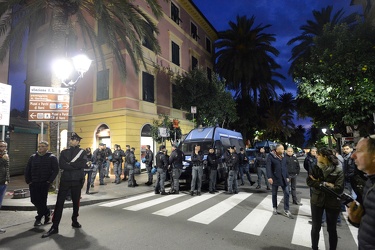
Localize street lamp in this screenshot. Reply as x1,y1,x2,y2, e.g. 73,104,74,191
52,54,92,145
321,128,333,148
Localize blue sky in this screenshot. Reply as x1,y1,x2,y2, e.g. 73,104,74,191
9,0,363,125
192,0,362,127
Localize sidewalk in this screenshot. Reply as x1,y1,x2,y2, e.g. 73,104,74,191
1,172,154,211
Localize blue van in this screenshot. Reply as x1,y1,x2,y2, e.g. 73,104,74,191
179,126,245,185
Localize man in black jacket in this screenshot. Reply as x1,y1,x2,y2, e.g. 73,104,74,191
285,147,302,205
207,147,218,194
155,145,168,195
144,145,154,186
25,141,59,226
169,144,184,194
42,132,87,238
304,147,317,174
112,144,125,184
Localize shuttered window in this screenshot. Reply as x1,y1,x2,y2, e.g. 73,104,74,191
97,69,109,101
172,41,180,66
142,71,154,103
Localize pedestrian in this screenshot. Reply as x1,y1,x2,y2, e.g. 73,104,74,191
285,147,302,205
154,145,168,195
122,145,131,181
190,144,204,196
112,144,125,184
169,144,184,194
226,146,239,194
255,147,270,190
84,147,94,194
42,132,87,238
348,135,375,249
238,147,255,186
144,145,154,186
207,147,218,194
103,143,112,178
25,141,59,226
307,147,344,250
0,140,10,234
126,147,138,187
266,144,293,218
304,147,317,175
91,143,107,186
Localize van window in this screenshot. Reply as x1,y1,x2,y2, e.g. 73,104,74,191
181,141,212,155
220,136,231,148
214,140,223,155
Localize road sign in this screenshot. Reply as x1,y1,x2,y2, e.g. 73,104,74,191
28,86,70,121
0,82,11,126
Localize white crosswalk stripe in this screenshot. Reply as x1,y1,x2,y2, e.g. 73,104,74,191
98,191,359,249
123,193,186,211
153,191,222,217
188,192,252,224
342,211,358,246
233,195,282,235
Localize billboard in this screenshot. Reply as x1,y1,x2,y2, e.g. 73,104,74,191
0,82,11,126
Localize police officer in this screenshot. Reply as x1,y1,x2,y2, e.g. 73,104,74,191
126,147,138,187
144,145,154,186
122,145,131,181
207,147,218,194
92,143,107,185
169,144,184,194
42,132,87,238
226,146,239,194
112,145,125,184
190,144,204,196
155,145,168,195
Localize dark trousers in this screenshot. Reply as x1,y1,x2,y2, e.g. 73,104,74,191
29,182,50,220
310,204,340,250
289,175,298,202
84,171,92,193
52,180,83,228
272,184,289,211
146,164,153,183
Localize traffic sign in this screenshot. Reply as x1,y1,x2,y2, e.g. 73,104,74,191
0,82,11,126
28,86,70,121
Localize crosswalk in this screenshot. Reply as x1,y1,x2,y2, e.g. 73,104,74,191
98,191,358,249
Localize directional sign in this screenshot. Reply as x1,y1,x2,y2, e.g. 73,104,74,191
28,86,70,121
0,82,11,126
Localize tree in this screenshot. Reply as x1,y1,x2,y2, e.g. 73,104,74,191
296,21,375,132
173,67,238,127
150,114,182,145
287,5,358,75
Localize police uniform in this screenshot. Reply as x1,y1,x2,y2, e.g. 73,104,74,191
169,145,184,194
42,132,87,238
226,146,239,194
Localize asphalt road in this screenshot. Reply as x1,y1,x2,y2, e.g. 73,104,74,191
0,159,359,250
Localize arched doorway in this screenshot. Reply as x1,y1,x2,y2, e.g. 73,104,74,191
140,124,153,169
96,124,111,147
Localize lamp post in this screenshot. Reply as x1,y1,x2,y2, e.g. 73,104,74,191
52,54,92,146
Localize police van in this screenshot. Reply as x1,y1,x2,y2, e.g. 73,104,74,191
179,126,245,186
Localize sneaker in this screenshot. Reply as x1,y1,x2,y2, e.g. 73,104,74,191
273,208,278,215
197,192,201,196
44,215,51,224
283,210,294,219
322,222,326,227
0,228,5,234
190,191,194,196
34,219,42,227
250,181,256,186
267,187,271,190
293,201,303,206
256,186,261,189
337,222,342,227
90,184,94,188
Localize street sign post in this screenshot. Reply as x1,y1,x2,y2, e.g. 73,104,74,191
28,86,70,121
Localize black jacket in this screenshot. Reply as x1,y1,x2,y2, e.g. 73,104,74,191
285,154,300,176
226,152,239,171
304,152,317,174
155,151,168,170
238,153,248,166
266,151,289,187
169,148,184,168
92,148,107,164
145,149,154,166
25,152,59,184
112,149,125,163
358,174,375,249
59,146,87,182
207,153,218,170
191,151,204,166
256,152,268,167
125,151,135,166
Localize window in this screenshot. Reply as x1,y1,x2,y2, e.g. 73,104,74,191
142,72,154,103
171,2,182,25
207,67,212,82
172,41,180,66
191,22,199,40
142,22,153,50
97,69,109,101
206,37,212,53
192,56,198,70
36,46,48,72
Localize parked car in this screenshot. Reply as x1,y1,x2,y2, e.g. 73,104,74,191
245,148,257,173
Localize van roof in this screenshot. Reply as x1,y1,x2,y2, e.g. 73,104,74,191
184,126,242,141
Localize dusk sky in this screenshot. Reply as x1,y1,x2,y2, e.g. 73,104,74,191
9,0,363,127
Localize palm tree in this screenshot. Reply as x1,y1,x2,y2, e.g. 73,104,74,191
263,104,294,142
287,5,358,75
215,15,284,105
0,0,165,153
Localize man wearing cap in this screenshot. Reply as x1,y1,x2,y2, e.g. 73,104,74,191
155,145,168,195
42,132,87,238
207,147,218,194
169,144,184,194
144,145,154,186
190,144,204,196
91,143,108,185
125,147,138,187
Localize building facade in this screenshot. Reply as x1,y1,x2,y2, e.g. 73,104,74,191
24,0,217,162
